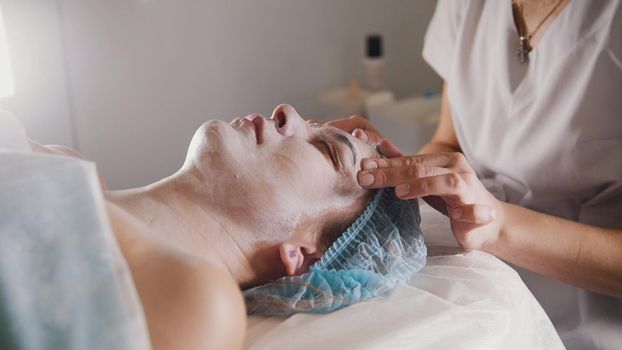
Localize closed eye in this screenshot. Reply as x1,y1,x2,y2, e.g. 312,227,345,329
316,140,339,170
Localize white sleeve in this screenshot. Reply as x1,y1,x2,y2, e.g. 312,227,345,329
608,1,622,70
422,0,468,80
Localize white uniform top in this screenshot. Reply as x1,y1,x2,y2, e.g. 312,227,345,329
423,1,622,349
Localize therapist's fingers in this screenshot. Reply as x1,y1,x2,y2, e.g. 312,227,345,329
376,139,402,158
361,152,461,171
357,166,451,188
392,173,471,200
448,204,495,225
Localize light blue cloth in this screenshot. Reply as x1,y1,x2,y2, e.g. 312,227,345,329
244,188,426,315
0,111,150,350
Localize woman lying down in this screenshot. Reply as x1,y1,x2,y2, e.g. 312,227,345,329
1,104,426,350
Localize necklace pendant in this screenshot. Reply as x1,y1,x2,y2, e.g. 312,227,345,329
516,35,531,64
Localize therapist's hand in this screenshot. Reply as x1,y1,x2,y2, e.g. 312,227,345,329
324,115,386,146
357,151,505,251
322,115,403,158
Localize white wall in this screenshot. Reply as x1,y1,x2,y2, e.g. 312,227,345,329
0,0,440,189
0,0,75,147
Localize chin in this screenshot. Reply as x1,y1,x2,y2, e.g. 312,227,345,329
181,120,234,170
201,119,244,149
200,120,232,141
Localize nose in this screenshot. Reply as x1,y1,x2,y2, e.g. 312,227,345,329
270,104,309,137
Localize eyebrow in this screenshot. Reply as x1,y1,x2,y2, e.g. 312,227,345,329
330,131,357,168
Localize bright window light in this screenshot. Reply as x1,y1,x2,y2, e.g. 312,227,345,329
0,3,15,98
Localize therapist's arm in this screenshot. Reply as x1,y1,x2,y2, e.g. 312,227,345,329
489,204,622,297
422,83,622,296
357,80,622,297
358,149,622,297
418,82,462,154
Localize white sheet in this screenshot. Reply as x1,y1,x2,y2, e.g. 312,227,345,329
244,203,564,350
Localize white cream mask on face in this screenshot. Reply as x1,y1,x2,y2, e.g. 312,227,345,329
182,112,370,246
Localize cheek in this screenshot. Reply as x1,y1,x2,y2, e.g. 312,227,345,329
264,146,328,186
256,144,362,219
261,151,331,207
266,153,300,182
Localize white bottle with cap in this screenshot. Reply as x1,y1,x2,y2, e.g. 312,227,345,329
363,34,386,92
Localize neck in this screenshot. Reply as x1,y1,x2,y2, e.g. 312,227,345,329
513,0,569,32
105,170,284,288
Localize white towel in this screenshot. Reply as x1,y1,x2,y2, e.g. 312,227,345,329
0,112,151,350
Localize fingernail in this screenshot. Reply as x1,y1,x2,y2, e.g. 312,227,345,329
288,250,297,258
362,160,377,170
451,208,463,219
395,183,410,197
359,172,375,186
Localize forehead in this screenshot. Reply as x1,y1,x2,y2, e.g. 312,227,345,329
323,126,377,163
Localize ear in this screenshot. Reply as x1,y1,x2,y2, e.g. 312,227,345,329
278,243,305,276
278,243,323,276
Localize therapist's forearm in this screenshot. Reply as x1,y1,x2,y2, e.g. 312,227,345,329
417,82,462,155
485,202,622,297
418,140,461,154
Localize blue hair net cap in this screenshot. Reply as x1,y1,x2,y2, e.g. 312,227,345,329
243,188,427,316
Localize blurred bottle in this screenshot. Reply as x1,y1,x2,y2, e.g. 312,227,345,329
363,34,386,92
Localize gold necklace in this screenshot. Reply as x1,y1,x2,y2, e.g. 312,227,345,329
511,0,564,64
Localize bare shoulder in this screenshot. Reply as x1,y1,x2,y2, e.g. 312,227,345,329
106,201,246,349
187,261,247,350
136,250,246,350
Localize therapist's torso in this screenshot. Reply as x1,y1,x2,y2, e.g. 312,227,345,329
423,1,622,349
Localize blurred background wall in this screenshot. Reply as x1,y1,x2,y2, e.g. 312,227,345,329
0,0,440,189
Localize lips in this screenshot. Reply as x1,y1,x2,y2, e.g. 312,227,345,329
232,114,265,144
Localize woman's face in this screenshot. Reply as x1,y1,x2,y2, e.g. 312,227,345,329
183,104,376,247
